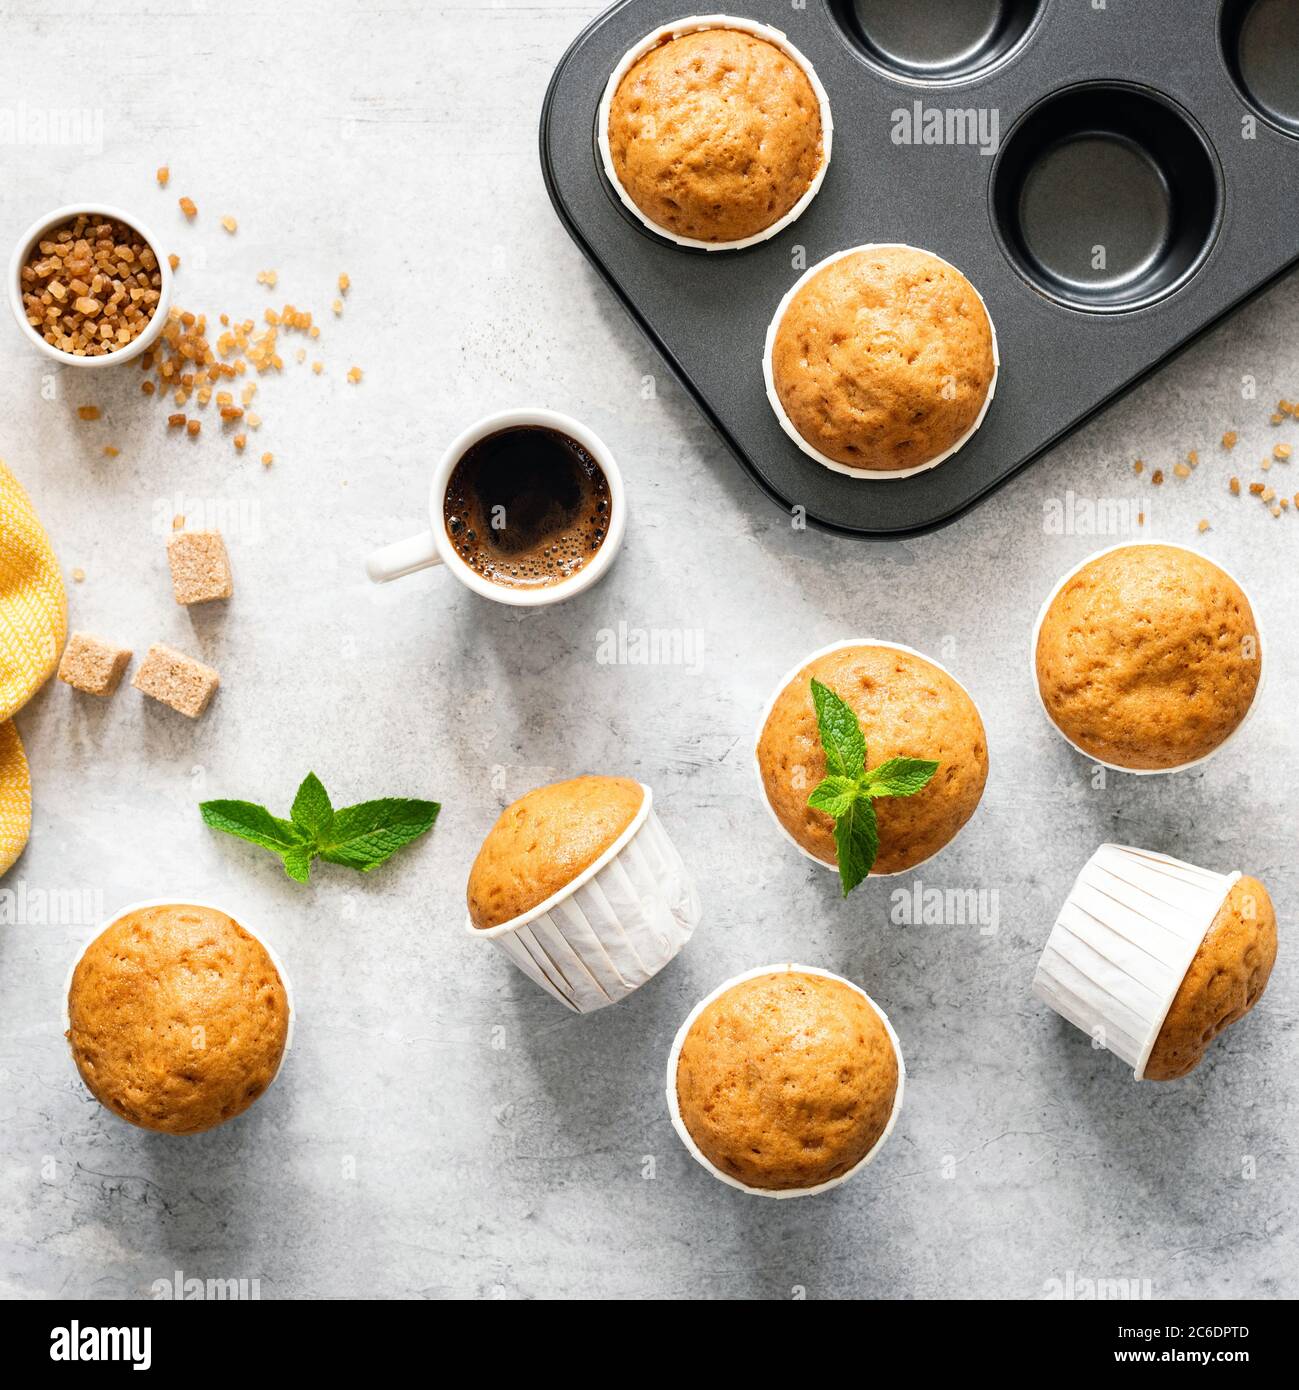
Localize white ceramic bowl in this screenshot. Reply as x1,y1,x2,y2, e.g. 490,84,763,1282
9,202,173,368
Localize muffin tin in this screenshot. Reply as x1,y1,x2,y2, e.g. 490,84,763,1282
540,0,1299,537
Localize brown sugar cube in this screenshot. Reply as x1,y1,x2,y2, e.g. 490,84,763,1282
132,643,220,718
57,632,132,696
166,530,232,605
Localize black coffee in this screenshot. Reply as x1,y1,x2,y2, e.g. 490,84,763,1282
443,426,611,589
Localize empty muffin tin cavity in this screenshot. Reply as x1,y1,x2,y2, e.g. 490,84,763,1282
827,0,1042,84
991,83,1222,312
1221,0,1299,138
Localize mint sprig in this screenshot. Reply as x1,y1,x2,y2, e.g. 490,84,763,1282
201,772,439,882
807,679,939,895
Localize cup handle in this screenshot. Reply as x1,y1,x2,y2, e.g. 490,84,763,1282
365,530,443,583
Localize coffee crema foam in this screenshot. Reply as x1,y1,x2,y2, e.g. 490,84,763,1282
443,426,611,589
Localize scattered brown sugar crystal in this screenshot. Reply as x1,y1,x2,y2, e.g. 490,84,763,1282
1187,450,1199,467
1249,482,1265,495
1262,486,1276,503
233,433,247,451
132,642,220,718
168,253,179,271
256,269,278,287
221,216,237,234
172,513,184,530
179,196,197,218
1230,476,1241,495
1133,459,1143,474
19,214,163,357
1271,413,1284,425
76,405,100,421
219,405,243,420
1197,519,1210,533
1151,469,1165,485
347,366,362,384
102,445,119,458
167,529,233,605
167,412,185,428
1222,431,1237,450
58,632,132,696
261,451,273,466
1174,463,1191,479
338,273,349,293
312,360,323,374
186,418,200,436
72,568,85,583
1271,504,1282,517
156,166,170,186
1275,444,1292,461
332,298,343,315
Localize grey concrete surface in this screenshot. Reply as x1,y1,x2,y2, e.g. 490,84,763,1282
0,0,1293,1301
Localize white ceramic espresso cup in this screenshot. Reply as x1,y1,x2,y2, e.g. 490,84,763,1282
365,408,626,606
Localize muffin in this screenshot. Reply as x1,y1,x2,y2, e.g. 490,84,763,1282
1034,845,1278,1081
466,776,699,1012
66,903,290,1135
1145,876,1277,1081
602,21,828,246
766,245,997,473
757,642,988,875
670,967,902,1193
1035,544,1262,771
467,775,644,929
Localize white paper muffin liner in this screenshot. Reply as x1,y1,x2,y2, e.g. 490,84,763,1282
762,243,1000,478
63,896,296,1094
753,637,986,879
666,963,905,1198
1030,542,1267,775
596,15,834,252
1032,845,1239,1080
468,783,700,1013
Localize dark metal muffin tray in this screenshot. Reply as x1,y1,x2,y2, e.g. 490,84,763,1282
540,0,1299,537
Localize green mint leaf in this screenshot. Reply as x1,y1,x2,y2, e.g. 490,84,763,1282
280,846,314,883
832,796,879,896
317,798,440,872
865,757,940,799
807,774,860,820
291,772,334,837
810,679,866,779
200,800,307,853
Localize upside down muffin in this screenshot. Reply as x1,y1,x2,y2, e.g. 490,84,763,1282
1144,876,1278,1081
67,903,289,1135
467,775,644,929
606,26,825,244
674,970,900,1191
1035,545,1262,770
769,245,996,471
757,644,988,875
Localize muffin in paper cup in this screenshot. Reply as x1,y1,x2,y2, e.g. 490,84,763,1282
1033,845,1278,1080
666,963,905,1198
597,15,833,251
1031,542,1266,775
64,898,295,1132
763,243,1000,479
754,638,989,879
467,782,699,1012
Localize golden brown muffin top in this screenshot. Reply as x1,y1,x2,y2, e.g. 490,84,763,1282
1035,545,1261,770
757,645,988,875
67,904,289,1136
467,775,644,930
676,971,899,1191
1145,876,1277,1081
771,246,995,471
607,28,822,244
